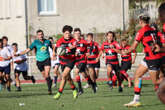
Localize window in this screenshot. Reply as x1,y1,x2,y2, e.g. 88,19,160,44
38,0,57,15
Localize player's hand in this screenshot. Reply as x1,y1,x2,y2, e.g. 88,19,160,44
69,45,76,49
51,56,57,61
86,53,90,57
121,50,128,55
154,44,161,52
95,57,99,62
132,60,135,64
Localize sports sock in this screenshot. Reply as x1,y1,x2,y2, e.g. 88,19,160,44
76,76,82,90
133,78,142,102
46,77,52,91
86,75,92,85
54,76,58,85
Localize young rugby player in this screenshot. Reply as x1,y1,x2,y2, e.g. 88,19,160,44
73,28,94,94
120,39,136,87
86,33,101,93
0,39,12,91
14,30,53,94
124,15,162,107
12,43,35,91
100,31,123,92
53,25,78,99
48,37,60,88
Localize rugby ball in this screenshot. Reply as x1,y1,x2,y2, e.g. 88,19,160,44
157,79,165,104
0,56,4,61
56,47,66,56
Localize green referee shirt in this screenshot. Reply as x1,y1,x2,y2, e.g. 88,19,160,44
29,39,52,62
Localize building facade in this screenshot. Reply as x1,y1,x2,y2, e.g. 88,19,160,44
0,0,129,49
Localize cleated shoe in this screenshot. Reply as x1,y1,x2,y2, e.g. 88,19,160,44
78,88,84,95
53,92,61,100
124,101,141,107
118,86,123,92
31,76,36,84
73,89,78,99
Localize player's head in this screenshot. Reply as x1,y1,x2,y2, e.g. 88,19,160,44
121,39,128,47
2,36,8,46
36,29,44,40
74,28,81,40
138,14,150,26
12,43,18,51
0,39,3,48
48,37,54,43
150,23,158,31
159,2,165,23
87,33,93,42
106,31,115,42
80,34,85,40
62,25,73,40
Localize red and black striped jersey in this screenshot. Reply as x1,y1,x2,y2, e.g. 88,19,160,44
121,45,136,62
101,40,121,64
87,41,100,64
56,36,76,65
135,25,161,60
75,39,87,64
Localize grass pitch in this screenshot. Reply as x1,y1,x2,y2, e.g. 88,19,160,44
0,80,164,110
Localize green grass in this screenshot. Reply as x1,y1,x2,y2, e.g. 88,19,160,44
0,80,164,110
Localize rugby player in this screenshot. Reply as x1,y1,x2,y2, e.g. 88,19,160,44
0,39,12,91
124,15,162,107
48,37,60,88
12,43,35,91
120,39,136,87
86,33,101,93
100,31,123,92
53,25,78,99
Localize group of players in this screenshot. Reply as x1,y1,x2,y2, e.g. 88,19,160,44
0,37,36,92
1,2,165,107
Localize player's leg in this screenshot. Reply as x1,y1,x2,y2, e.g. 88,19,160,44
83,68,92,88
106,64,113,89
53,64,60,88
14,70,21,91
54,66,72,99
22,71,36,84
37,59,52,94
44,65,52,94
95,61,100,79
67,74,78,98
88,66,97,93
120,61,132,87
0,71,3,91
4,65,11,92
75,67,83,94
124,63,148,107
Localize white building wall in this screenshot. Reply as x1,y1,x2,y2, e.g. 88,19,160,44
0,0,26,50
28,0,129,35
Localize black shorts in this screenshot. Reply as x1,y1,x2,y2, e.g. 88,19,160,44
161,56,165,65
0,64,10,74
107,63,120,73
60,61,75,72
76,63,86,73
87,61,100,69
120,61,132,71
14,69,28,75
36,58,51,72
145,59,161,71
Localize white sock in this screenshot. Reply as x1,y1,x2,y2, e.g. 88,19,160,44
133,94,140,102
